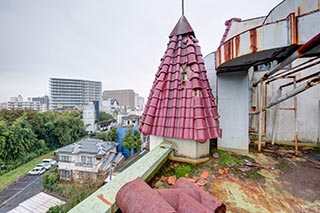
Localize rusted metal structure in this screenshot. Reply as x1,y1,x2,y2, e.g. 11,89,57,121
216,0,320,153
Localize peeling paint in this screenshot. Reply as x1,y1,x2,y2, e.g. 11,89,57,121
250,29,258,53
235,35,240,57
211,154,320,213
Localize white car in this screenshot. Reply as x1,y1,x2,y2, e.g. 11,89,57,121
28,166,46,175
42,159,57,167
37,163,51,170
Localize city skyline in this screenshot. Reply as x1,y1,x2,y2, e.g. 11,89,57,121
0,0,282,102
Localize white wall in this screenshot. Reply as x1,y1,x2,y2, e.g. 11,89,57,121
150,135,210,159
253,58,320,143
83,103,96,132
217,72,249,152
204,52,217,97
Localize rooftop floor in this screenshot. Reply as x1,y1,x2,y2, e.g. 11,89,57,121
150,144,320,213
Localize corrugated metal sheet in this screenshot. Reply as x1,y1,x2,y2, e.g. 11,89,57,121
7,192,65,213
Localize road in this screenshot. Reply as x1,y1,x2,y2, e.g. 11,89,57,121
0,174,44,213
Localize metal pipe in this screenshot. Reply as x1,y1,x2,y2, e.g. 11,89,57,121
268,57,319,80
267,76,320,108
293,77,299,156
280,70,320,89
279,108,295,110
253,33,320,86
318,100,320,145
258,83,263,152
264,83,268,135
267,59,320,84
182,0,185,16
271,89,281,145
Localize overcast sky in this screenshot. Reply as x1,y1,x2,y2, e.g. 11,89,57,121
0,0,283,102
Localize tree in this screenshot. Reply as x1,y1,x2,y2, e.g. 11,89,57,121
122,128,142,157
0,120,9,162
6,117,38,161
133,130,142,152
97,112,114,122
122,128,134,156
105,128,117,141
43,167,59,192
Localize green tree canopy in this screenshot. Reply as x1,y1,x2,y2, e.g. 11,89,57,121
97,112,114,122
0,109,87,172
122,128,142,157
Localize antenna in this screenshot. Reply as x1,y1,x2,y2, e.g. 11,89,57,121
182,0,185,16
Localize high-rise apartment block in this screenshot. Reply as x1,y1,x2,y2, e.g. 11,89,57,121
50,78,102,110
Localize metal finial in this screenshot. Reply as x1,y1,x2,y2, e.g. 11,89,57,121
182,0,184,15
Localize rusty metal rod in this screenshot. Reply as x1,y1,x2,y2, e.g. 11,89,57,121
254,33,320,87
293,77,299,157
258,83,263,153
267,76,320,108
268,57,318,80
182,0,185,15
280,70,320,89
271,89,281,145
264,83,268,135
266,59,320,84
279,108,296,110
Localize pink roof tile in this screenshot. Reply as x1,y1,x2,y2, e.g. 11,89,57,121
140,15,221,143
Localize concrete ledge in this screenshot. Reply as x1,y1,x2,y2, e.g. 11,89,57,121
68,142,173,213
168,155,210,164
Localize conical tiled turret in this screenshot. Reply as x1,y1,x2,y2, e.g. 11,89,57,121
140,15,221,143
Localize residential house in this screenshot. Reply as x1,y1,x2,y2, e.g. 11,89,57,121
55,138,124,180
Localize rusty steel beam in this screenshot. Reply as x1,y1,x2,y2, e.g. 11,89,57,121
267,76,320,108
254,33,320,87
266,58,320,84
280,70,320,89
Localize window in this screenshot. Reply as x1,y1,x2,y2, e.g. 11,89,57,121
59,170,70,178
81,156,93,165
59,155,71,162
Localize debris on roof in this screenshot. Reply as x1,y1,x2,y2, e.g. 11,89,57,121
140,15,221,143
116,177,226,213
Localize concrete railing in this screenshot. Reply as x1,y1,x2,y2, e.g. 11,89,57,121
69,142,173,213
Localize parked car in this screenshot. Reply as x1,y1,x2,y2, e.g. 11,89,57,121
42,159,57,167
36,163,51,170
28,166,46,175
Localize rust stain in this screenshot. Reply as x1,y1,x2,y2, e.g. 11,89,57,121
250,29,258,53
235,35,240,57
217,48,222,67
224,40,232,62
298,33,320,54
97,194,112,206
289,13,298,45
297,6,301,16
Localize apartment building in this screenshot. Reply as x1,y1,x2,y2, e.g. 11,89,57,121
50,78,101,111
